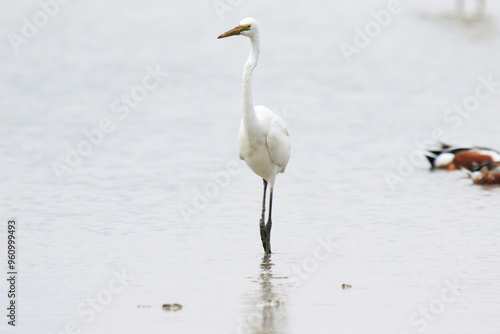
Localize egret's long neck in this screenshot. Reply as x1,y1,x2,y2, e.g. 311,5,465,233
242,33,260,128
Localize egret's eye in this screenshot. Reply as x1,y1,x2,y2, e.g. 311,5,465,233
243,24,251,30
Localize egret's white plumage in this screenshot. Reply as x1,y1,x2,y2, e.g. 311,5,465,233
218,17,291,253
238,105,290,187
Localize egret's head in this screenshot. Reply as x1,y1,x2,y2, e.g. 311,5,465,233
217,17,259,39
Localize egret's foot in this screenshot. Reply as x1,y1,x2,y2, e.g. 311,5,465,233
266,220,272,253
260,219,272,254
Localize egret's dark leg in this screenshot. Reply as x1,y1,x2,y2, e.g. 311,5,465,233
264,187,273,254
259,180,270,253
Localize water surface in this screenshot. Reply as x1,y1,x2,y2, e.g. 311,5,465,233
1,1,500,333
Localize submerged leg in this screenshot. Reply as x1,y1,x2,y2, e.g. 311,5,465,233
259,180,270,253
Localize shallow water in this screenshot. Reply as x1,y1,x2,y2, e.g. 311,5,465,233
1,1,500,333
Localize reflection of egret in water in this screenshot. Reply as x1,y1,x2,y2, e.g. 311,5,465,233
456,0,486,17
240,255,288,334
419,0,493,40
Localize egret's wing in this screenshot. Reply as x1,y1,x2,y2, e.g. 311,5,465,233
267,117,291,173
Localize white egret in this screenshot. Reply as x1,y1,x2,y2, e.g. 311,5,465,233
218,18,291,254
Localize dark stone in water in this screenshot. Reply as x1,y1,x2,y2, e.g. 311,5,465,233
162,303,182,311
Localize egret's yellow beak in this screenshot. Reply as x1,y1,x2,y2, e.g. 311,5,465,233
217,25,248,39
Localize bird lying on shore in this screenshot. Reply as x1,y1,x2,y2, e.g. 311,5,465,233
463,161,500,185
423,144,500,171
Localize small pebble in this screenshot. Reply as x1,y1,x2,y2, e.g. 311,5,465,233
162,303,182,311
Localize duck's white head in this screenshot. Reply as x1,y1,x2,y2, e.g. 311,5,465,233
217,17,259,39
471,167,487,183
